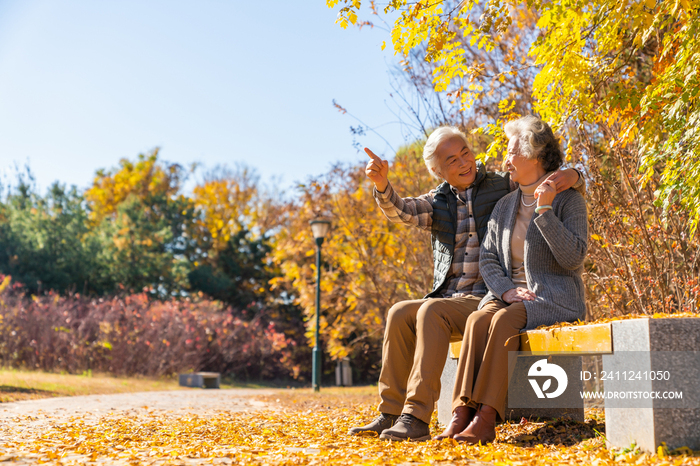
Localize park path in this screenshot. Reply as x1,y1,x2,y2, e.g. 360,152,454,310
0,388,275,441
0,388,274,423
0,388,277,464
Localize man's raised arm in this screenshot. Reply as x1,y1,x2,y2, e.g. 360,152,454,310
365,148,435,231
545,168,586,196
505,167,586,197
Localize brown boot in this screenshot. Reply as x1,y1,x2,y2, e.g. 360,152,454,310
433,406,476,440
453,404,497,444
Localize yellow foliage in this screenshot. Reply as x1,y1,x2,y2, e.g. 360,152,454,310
0,275,11,295
328,0,700,232
190,176,255,253
186,166,278,273
85,149,182,223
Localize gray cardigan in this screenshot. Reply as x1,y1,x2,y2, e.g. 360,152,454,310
478,188,588,330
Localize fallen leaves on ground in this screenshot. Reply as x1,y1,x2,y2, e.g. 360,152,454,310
0,390,698,465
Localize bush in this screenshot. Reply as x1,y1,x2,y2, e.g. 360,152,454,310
0,275,303,380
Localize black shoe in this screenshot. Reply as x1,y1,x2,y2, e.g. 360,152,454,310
379,413,431,442
348,413,399,436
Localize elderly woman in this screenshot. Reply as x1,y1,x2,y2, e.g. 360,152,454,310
435,115,588,444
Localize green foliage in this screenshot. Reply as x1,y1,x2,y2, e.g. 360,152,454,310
187,229,273,309
0,154,276,306
94,193,192,297
0,180,106,295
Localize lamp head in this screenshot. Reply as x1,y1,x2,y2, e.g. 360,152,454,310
309,218,331,245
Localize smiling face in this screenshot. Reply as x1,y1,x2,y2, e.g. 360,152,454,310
432,135,477,190
505,137,543,186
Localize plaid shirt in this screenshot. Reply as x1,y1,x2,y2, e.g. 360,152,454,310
374,182,487,298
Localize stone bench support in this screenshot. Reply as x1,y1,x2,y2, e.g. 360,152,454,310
437,318,700,452
603,318,700,451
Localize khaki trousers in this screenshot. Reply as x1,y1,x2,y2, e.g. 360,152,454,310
452,300,528,421
377,296,482,424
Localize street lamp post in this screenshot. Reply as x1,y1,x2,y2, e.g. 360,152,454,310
309,218,331,392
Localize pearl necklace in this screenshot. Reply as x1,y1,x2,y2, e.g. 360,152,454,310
521,194,537,207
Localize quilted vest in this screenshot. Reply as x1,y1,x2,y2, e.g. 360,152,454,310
425,163,511,298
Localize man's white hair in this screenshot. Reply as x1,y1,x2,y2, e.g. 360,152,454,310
423,126,470,180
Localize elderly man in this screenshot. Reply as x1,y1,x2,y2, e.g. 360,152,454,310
348,126,583,442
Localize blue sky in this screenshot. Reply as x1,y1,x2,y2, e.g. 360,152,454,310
0,1,410,193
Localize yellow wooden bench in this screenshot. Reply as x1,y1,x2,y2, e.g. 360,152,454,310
448,322,613,358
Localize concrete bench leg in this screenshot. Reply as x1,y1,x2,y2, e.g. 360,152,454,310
437,353,584,426
603,319,700,452
438,355,459,426
505,355,584,422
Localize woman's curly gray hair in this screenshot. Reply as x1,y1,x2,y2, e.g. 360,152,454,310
423,126,470,180
504,115,563,172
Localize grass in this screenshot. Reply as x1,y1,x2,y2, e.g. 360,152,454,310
0,368,184,402
0,368,370,403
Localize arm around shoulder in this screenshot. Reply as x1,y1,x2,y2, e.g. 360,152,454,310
571,169,586,197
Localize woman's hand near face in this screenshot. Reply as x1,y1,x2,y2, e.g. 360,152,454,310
364,148,389,192
502,287,536,303
534,179,556,207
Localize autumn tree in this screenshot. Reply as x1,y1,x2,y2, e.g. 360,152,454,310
188,166,259,254
389,2,538,148
328,0,699,217
86,149,187,224
186,166,281,310
85,150,194,296
327,0,700,317
185,166,311,377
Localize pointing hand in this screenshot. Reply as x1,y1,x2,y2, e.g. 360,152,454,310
364,148,389,193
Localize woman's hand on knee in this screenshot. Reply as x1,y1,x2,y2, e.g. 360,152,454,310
502,287,536,303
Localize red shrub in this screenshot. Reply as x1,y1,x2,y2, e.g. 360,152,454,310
0,276,300,379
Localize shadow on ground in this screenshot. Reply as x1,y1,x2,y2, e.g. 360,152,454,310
0,385,57,403
500,417,606,447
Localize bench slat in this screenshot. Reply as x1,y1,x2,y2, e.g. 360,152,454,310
449,323,613,358
521,323,612,354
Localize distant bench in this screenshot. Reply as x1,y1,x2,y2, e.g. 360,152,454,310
438,317,700,451
179,372,221,389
